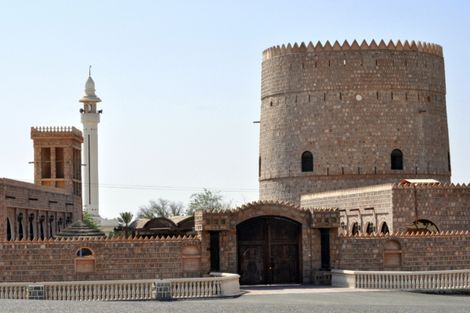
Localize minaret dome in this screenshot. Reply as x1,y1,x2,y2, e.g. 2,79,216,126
80,76,101,103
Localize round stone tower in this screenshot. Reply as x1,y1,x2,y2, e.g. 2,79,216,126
259,40,451,205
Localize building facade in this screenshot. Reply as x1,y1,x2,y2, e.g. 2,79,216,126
1,40,469,286
1,127,83,241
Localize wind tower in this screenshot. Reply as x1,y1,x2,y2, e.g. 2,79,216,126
79,68,102,217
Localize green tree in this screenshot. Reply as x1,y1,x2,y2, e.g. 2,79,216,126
187,189,231,215
82,210,99,230
137,198,185,218
117,211,134,238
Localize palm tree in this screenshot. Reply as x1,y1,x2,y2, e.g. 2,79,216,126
117,211,134,238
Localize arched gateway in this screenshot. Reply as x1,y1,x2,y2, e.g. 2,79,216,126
237,216,301,285
195,201,339,285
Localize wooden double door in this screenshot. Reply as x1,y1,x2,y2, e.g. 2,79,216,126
237,216,301,285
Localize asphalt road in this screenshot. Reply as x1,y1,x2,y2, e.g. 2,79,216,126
0,291,469,313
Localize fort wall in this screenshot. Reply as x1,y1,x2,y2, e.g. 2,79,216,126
301,182,470,234
0,178,82,241
335,232,470,271
0,236,202,282
259,40,451,204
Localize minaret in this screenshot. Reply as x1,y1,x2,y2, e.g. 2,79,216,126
79,70,102,217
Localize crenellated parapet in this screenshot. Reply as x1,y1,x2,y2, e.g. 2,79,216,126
0,234,200,243
31,126,83,140
263,39,443,61
394,182,470,190
339,230,470,239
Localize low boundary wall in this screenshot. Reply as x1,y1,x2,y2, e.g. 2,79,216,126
0,273,240,301
332,269,470,290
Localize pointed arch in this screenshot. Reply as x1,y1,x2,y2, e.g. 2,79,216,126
381,222,390,234
351,222,360,235
6,218,12,241
17,213,24,240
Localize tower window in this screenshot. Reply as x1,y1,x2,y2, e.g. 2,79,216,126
448,151,451,172
258,156,261,177
391,149,403,170
41,148,51,178
301,151,314,172
56,147,64,178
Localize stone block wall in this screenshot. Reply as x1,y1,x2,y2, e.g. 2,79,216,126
335,232,470,271
0,236,203,282
196,201,339,284
392,183,470,232
301,184,394,233
259,40,450,205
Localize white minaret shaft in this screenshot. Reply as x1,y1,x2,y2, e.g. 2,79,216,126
79,74,102,217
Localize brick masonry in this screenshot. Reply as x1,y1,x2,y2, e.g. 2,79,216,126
0,178,82,241
196,201,339,284
301,182,470,234
259,40,451,205
0,236,202,282
335,232,470,271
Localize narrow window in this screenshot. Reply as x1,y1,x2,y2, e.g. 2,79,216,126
323,93,326,101
56,147,64,178
339,92,342,100
301,63,305,69
328,60,331,67
270,101,273,107
448,151,451,172
49,215,54,237
58,217,63,233
301,151,314,172
29,214,34,240
427,96,431,103
320,229,330,270
366,223,375,234
314,61,317,68
17,213,24,240
381,222,390,234
258,156,261,177
376,91,379,100
39,215,45,240
6,218,12,241
343,59,346,65
209,231,220,271
391,149,403,170
391,92,394,100
351,222,360,235
405,92,408,101
41,148,51,178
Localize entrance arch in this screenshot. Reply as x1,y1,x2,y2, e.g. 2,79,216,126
237,216,301,285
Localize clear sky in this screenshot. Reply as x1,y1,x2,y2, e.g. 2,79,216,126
0,0,469,218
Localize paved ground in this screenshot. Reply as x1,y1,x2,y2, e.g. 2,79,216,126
1,289,469,313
